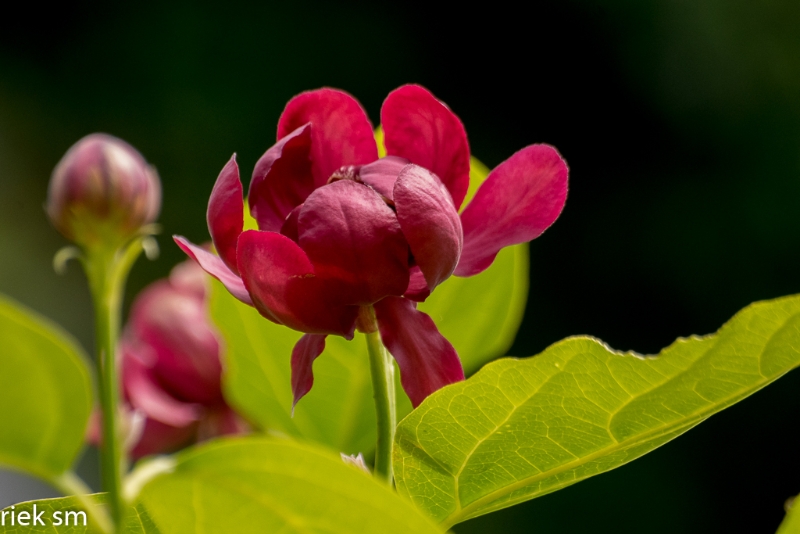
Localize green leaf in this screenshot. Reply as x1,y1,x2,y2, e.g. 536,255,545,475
778,495,800,534
211,282,377,454
0,294,92,481
0,495,157,533
394,294,800,528
134,437,442,534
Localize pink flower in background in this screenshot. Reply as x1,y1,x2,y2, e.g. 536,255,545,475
175,84,568,408
92,260,248,458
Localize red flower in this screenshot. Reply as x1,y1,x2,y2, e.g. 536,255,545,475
120,260,247,458
175,85,568,408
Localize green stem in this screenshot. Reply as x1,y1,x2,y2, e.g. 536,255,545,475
83,239,145,530
360,306,396,485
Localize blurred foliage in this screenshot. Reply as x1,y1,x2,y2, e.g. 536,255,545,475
0,295,91,480
1,0,800,532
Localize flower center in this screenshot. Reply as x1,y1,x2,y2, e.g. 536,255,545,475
328,165,395,209
327,165,360,184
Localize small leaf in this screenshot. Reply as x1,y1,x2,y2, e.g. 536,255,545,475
778,494,800,534
0,294,92,480
0,495,157,533
394,294,800,528
134,437,443,534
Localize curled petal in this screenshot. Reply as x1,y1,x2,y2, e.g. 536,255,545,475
174,236,253,306
356,156,410,201
123,346,201,427
249,124,314,232
403,267,431,302
374,297,464,407
236,230,358,337
456,144,568,277
394,164,462,291
381,84,470,209
278,88,378,187
298,180,410,305
207,155,244,275
291,334,327,410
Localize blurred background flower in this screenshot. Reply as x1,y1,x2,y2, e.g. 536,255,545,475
1,1,799,532
87,259,248,458
121,259,247,458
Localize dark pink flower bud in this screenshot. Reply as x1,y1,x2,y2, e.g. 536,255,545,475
117,259,247,458
47,133,161,248
175,85,569,410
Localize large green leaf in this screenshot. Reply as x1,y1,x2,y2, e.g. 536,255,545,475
0,495,157,533
216,155,527,454
0,294,92,481
394,294,800,528
133,437,442,534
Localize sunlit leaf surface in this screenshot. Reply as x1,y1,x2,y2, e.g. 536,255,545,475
394,294,800,528
135,437,443,534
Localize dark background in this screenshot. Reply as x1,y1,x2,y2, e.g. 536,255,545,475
1,1,799,532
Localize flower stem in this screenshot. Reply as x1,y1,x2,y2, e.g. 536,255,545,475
83,239,145,530
360,306,396,485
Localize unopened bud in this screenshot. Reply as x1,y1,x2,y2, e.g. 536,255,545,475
47,133,161,248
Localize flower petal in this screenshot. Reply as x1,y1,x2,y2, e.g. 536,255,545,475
122,345,201,427
128,280,224,406
130,418,198,459
456,144,569,277
173,236,254,306
356,155,410,201
197,406,249,440
374,297,464,407
280,204,303,243
236,230,358,337
298,180,410,305
249,124,314,232
207,154,244,275
278,88,378,186
381,84,471,209
291,334,327,410
403,267,431,302
394,164,462,291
